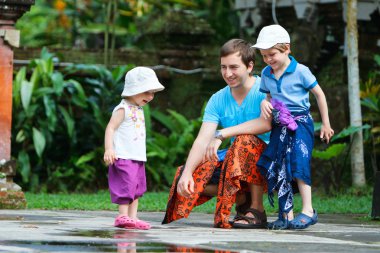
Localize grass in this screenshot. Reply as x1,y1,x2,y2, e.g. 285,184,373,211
25,188,374,217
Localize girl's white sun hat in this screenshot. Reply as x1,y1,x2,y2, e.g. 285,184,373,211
121,67,165,97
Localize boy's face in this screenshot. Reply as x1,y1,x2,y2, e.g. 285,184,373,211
220,52,253,89
128,91,155,106
259,46,290,73
260,47,290,72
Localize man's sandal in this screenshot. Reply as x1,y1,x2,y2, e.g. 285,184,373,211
232,208,267,229
289,209,318,229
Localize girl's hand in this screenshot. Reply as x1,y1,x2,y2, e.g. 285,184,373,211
261,99,273,120
320,124,334,144
104,149,116,165
204,138,223,162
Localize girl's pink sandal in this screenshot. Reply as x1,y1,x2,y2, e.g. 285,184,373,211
114,215,135,228
135,220,151,230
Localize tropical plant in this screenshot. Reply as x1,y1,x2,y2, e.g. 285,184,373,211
12,48,132,192
12,48,208,192
16,0,238,49
144,105,204,190
360,54,380,177
312,123,370,193
13,48,87,191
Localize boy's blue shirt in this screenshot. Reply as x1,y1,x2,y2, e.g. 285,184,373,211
203,75,270,144
259,56,318,112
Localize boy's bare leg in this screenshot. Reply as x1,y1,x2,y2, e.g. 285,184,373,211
296,178,314,217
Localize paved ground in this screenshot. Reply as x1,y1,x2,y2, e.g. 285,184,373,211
0,209,379,252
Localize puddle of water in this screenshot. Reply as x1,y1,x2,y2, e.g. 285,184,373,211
2,240,235,253
0,214,69,222
62,229,236,252
0,215,24,221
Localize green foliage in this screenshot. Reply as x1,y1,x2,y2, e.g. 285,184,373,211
12,49,132,192
15,1,66,47
16,1,238,49
144,105,203,190
360,55,380,177
313,124,371,160
313,143,346,160
12,48,206,192
312,124,370,193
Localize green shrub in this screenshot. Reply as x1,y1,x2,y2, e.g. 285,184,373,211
144,105,203,190
12,49,131,192
12,49,203,192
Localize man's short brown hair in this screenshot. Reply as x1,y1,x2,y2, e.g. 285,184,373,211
220,39,256,68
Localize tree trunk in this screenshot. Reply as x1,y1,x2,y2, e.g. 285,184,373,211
346,0,366,186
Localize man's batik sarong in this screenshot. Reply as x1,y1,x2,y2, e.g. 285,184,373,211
162,134,267,228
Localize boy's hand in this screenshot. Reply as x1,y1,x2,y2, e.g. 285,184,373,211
104,149,116,165
261,99,273,120
320,124,334,144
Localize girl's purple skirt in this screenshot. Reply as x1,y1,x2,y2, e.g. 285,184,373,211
108,159,147,205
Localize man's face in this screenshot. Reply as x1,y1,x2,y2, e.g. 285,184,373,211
220,52,253,89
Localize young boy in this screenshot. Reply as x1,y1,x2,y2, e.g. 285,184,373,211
253,24,334,229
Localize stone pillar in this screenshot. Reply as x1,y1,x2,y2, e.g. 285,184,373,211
0,0,35,209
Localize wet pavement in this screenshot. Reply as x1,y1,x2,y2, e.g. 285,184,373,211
0,209,379,252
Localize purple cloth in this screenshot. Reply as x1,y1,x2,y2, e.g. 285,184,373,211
108,159,147,204
271,99,298,131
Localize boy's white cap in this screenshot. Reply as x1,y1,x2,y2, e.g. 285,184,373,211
252,24,290,49
122,67,164,97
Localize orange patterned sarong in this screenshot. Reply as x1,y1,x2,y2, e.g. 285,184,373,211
162,134,267,228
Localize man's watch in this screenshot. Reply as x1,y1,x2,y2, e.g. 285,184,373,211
214,130,225,141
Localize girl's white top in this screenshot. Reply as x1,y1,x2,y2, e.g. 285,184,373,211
113,99,146,161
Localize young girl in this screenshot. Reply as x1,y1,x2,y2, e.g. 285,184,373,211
253,25,334,229
103,66,164,230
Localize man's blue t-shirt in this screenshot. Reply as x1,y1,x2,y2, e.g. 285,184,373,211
203,76,270,143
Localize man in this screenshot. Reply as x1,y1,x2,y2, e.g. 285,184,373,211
162,39,271,228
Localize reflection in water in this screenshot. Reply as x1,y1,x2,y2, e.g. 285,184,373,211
117,242,136,253
114,231,136,253
114,230,235,253
168,246,234,253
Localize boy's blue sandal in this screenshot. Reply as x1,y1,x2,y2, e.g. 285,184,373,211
289,209,318,229
267,214,289,230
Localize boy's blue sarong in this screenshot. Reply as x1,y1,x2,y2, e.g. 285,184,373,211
257,107,314,215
